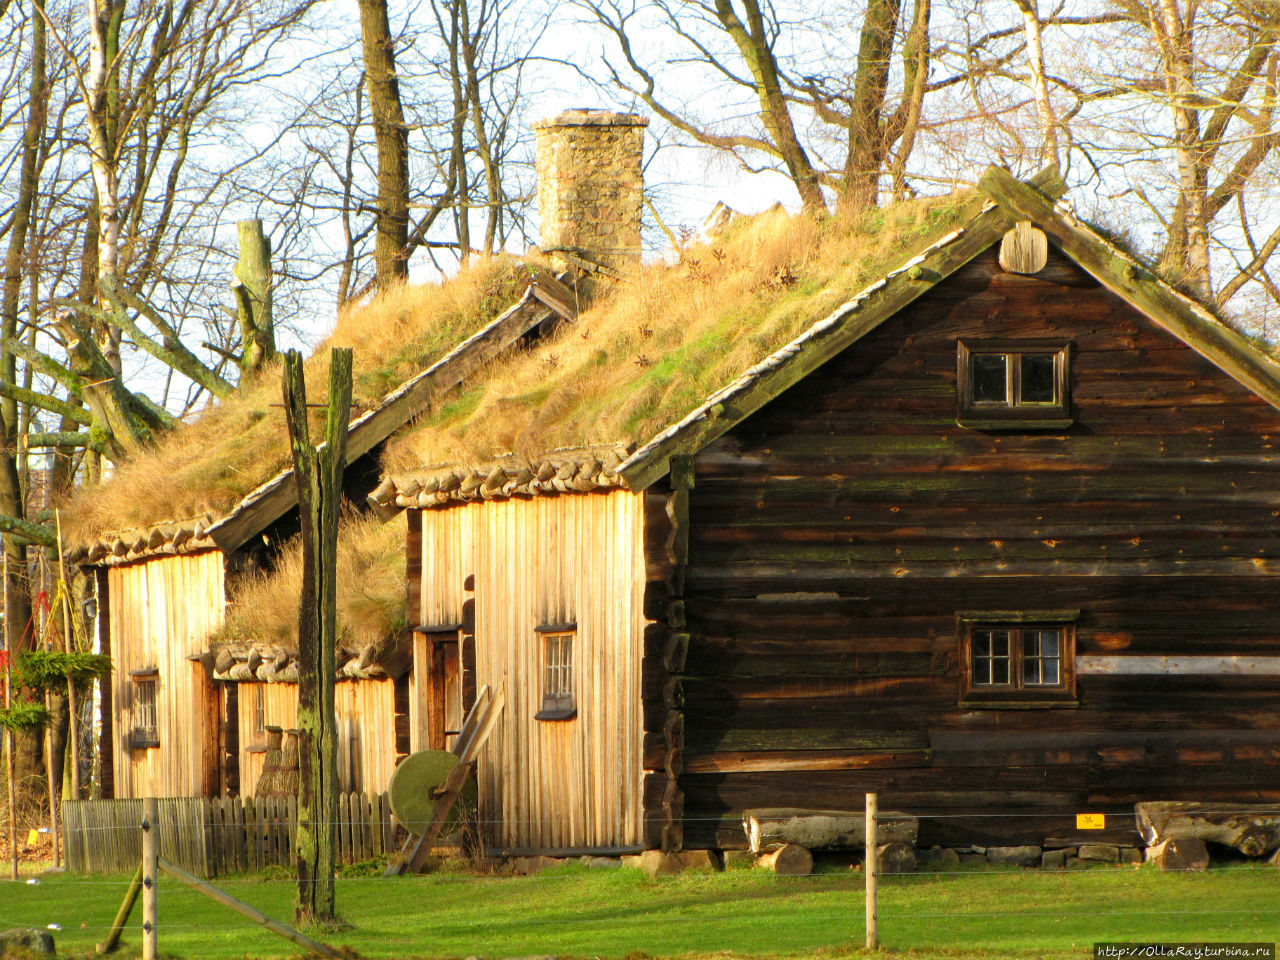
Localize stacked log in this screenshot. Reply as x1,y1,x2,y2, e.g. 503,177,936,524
640,460,691,852
743,808,919,853
255,727,284,797
1136,801,1280,858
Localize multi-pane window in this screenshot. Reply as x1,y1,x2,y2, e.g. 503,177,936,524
959,612,1077,705
957,340,1072,428
535,625,576,720
254,684,266,738
130,673,159,748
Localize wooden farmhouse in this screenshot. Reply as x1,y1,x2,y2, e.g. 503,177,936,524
65,110,1280,857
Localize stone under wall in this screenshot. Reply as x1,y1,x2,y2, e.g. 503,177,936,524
534,109,647,271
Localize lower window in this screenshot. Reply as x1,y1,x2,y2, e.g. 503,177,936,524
535,624,576,721
129,673,160,748
958,611,1078,707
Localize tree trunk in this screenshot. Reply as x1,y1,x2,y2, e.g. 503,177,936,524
889,0,930,200
841,0,902,212
284,348,352,924
1151,0,1212,298
233,220,276,377
713,0,827,215
1014,0,1059,167
357,0,410,287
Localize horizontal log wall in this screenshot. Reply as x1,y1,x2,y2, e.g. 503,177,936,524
682,245,1280,849
414,492,646,854
235,680,397,795
108,552,225,799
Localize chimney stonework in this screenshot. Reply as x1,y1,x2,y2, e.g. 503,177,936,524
534,109,648,271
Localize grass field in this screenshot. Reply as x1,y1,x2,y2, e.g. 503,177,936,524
4,861,1279,960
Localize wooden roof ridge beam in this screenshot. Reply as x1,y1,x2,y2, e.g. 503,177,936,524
977,165,1280,412
616,167,1066,492
527,271,579,322
206,276,573,552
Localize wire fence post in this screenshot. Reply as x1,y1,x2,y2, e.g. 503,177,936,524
865,791,879,950
142,798,158,960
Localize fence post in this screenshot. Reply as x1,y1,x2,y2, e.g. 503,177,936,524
865,792,879,950
142,798,158,960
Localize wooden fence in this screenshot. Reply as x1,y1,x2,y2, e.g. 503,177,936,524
63,793,395,877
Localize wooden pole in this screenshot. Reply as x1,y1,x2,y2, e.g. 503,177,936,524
3,548,14,881
95,864,142,954
54,511,79,800
158,858,342,959
865,792,879,950
44,685,57,868
141,798,157,960
283,348,351,924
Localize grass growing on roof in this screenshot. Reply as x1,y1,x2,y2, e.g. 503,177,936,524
61,256,543,542
383,193,978,473
210,511,406,651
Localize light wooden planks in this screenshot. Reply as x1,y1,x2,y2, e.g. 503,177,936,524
236,680,397,795
107,553,225,799
416,490,646,853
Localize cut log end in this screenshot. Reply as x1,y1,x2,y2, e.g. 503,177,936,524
756,843,813,876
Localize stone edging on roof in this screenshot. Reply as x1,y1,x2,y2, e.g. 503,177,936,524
371,444,633,509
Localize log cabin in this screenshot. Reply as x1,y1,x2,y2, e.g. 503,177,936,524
364,164,1280,856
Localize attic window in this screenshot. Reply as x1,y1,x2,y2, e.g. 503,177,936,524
957,340,1072,429
129,674,159,749
958,610,1079,708
535,624,576,721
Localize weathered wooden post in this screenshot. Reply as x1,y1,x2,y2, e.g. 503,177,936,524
3,549,14,882
55,511,79,799
865,792,879,950
142,798,158,960
282,348,352,924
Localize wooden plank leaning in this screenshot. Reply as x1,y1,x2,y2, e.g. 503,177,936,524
157,858,342,958
384,682,506,875
94,864,143,954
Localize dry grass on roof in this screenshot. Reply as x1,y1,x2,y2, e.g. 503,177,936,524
210,511,406,652
62,255,545,542
382,192,979,473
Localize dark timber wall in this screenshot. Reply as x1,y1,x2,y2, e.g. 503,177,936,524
680,243,1280,849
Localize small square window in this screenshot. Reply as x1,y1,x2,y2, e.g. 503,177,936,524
958,611,1078,707
129,674,159,749
957,340,1072,429
534,625,576,721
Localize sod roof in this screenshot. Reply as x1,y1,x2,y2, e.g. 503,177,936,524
68,166,1280,653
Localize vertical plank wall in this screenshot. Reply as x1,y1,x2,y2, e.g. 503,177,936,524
108,552,224,798
236,681,396,795
416,491,646,853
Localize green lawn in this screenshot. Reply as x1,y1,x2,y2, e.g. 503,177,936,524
4,861,1279,960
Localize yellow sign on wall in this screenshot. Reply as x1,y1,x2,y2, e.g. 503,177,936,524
1076,813,1106,830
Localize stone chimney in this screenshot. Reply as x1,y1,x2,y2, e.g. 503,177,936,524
534,109,648,272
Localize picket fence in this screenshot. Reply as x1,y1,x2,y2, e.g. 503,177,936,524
62,793,395,877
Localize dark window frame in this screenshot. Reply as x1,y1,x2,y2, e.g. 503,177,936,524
534,623,577,721
957,339,1073,429
129,673,160,749
253,684,266,738
957,610,1079,708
